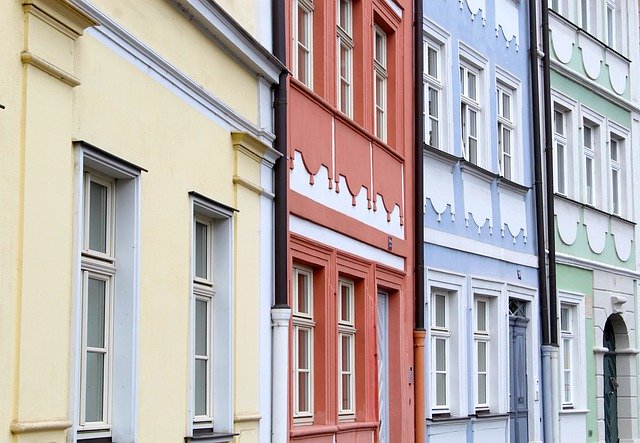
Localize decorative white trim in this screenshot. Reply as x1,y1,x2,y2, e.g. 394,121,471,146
555,252,640,278
460,168,493,234
290,215,404,271
384,0,402,18
69,0,277,146
577,32,603,80
554,198,580,245
424,227,538,268
549,13,575,64
424,154,456,222
494,0,519,50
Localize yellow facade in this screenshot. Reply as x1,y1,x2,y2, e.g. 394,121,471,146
0,0,279,442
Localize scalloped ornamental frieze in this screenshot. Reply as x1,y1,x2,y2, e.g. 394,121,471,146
290,151,404,239
605,50,629,96
610,218,634,262
554,198,580,245
498,186,527,243
461,169,493,234
425,157,455,222
460,0,486,24
549,14,574,64
495,0,519,50
583,208,608,254
578,32,603,80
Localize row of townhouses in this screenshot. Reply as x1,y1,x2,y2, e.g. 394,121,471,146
1,0,639,442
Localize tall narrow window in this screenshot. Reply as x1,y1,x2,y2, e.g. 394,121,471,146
497,85,515,180
474,298,490,410
80,171,115,436
606,1,615,48
293,266,314,420
424,38,443,149
430,291,449,411
560,305,574,407
193,216,214,425
580,0,591,31
374,26,387,141
553,108,568,195
338,278,356,418
460,62,481,165
337,0,353,117
610,136,621,215
294,0,313,87
583,123,595,206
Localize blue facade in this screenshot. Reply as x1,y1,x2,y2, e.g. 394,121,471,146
423,1,542,441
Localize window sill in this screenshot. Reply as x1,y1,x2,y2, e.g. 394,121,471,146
428,413,470,423
184,432,237,443
559,408,589,415
497,176,530,195
77,437,111,443
459,159,498,183
471,412,509,421
289,421,378,439
423,143,462,165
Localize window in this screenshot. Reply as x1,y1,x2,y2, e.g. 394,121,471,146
580,0,593,32
460,61,482,166
80,171,115,435
474,298,490,410
560,305,574,407
374,26,387,141
189,194,234,437
294,0,313,88
606,0,616,47
583,122,596,206
609,135,621,215
425,38,443,149
430,291,449,411
553,107,568,195
293,266,314,421
75,144,141,442
338,278,356,418
337,0,353,117
496,84,515,180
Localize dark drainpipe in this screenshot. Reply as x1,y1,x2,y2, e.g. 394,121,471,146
414,0,426,441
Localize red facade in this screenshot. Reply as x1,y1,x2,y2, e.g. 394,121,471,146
286,0,414,441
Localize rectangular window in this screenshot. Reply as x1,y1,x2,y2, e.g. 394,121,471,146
553,108,568,195
581,0,591,31
606,1,615,48
293,266,314,420
294,0,313,88
460,62,481,166
583,123,595,206
80,171,115,435
610,136,621,215
497,85,515,180
338,278,356,418
560,305,574,407
474,298,490,410
430,291,449,411
337,0,353,117
424,38,443,149
374,26,387,142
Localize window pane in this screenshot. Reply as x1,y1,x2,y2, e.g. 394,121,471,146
478,373,487,404
611,139,618,161
298,371,309,412
428,87,439,118
427,47,438,78
341,334,351,371
564,370,571,403
195,299,208,356
341,284,351,322
469,109,478,137
467,72,477,100
297,272,309,314
612,170,619,214
89,181,108,253
195,221,208,279
435,294,446,327
586,157,593,204
477,341,487,371
502,93,511,120
298,328,309,370
584,126,592,148
195,359,207,416
87,277,106,348
560,307,569,331
469,138,478,164
298,45,308,85
554,110,564,135
429,117,439,148
375,32,385,65
435,338,446,371
342,373,351,410
85,351,104,422
476,300,486,332
557,143,566,194
436,373,447,405
563,338,571,369
339,0,350,32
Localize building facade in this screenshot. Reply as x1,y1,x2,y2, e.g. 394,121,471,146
547,0,640,441
422,0,543,441
283,0,415,441
0,0,281,442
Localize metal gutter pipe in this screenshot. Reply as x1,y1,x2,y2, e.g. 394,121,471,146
414,0,426,441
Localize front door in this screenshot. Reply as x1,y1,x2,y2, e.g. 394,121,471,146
604,319,619,443
509,299,529,443
377,292,389,443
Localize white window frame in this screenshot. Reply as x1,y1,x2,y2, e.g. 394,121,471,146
338,278,356,419
374,25,388,142
580,0,594,33
557,292,586,411
496,67,522,182
459,43,488,169
474,297,490,411
337,0,354,117
553,106,569,196
607,121,629,218
551,91,578,199
606,0,616,48
292,265,315,422
73,144,141,442
609,134,621,215
189,194,234,437
293,0,314,88
424,21,452,153
430,291,450,412
582,118,598,207
560,304,574,407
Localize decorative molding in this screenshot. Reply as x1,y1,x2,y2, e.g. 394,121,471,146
232,131,281,167
68,0,276,146
605,49,628,95
495,0,519,50
611,218,634,262
549,13,574,63
23,0,98,37
424,153,456,222
498,185,527,243
461,168,493,234
20,51,80,86
234,412,262,423
10,418,72,434
554,197,580,245
555,253,640,279
461,0,486,24
578,32,603,80
583,208,608,254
